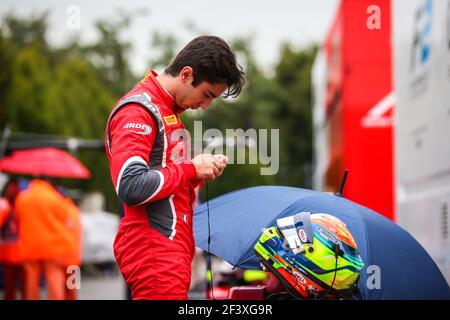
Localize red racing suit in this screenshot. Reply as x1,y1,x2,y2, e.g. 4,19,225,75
105,70,200,299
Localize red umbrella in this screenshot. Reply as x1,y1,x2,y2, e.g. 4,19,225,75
0,147,91,179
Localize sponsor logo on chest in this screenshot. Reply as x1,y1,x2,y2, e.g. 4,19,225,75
164,115,178,125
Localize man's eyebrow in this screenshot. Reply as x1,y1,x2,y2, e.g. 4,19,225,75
208,91,217,98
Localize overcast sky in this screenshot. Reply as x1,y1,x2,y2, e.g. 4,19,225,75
0,0,339,74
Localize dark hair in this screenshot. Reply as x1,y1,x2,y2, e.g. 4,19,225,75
165,35,245,98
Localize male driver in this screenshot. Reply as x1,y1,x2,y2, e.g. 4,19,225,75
105,35,245,299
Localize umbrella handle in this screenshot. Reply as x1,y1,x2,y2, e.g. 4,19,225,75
205,180,216,300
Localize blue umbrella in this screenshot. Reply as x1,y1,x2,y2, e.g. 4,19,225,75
194,186,450,300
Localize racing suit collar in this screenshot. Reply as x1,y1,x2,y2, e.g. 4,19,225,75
142,69,177,112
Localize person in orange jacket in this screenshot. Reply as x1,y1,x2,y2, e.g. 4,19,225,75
0,179,23,300
14,179,73,300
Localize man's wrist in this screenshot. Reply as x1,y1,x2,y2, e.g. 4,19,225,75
180,161,197,180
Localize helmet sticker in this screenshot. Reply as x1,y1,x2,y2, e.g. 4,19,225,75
298,229,308,243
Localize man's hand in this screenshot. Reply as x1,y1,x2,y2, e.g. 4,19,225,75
213,154,228,178
192,154,228,180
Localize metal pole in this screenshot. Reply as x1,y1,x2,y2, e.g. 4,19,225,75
0,126,11,161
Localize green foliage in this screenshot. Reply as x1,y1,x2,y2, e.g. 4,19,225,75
149,31,179,70
271,43,317,188
0,14,118,211
81,15,138,96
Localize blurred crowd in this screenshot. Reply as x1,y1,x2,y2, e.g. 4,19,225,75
0,178,82,300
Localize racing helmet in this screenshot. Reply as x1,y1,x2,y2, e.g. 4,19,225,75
254,212,364,299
